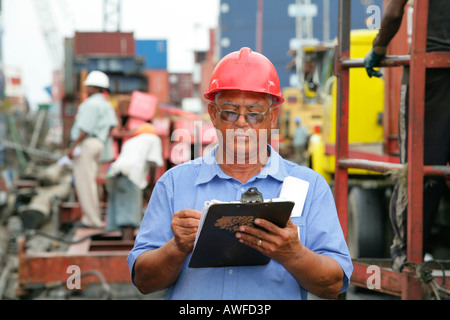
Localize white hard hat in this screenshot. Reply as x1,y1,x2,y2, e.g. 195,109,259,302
84,70,109,89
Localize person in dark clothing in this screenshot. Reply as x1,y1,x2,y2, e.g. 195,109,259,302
364,0,450,272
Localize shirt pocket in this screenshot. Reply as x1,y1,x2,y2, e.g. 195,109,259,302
290,216,305,245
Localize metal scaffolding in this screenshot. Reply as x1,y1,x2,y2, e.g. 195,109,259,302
335,0,450,299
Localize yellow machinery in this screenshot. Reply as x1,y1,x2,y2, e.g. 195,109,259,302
279,44,334,161
309,29,386,182
307,29,393,258
279,87,324,142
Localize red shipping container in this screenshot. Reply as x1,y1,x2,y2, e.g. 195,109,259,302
200,60,216,103
169,73,194,105
146,69,169,104
74,32,135,56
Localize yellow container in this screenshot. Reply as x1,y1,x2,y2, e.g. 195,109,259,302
311,29,385,182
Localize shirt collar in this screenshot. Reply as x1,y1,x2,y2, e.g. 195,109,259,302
90,93,104,99
194,144,287,186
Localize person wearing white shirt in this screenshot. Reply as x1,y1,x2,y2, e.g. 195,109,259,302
106,123,163,239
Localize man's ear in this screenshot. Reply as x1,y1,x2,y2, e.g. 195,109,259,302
207,102,218,124
270,106,280,129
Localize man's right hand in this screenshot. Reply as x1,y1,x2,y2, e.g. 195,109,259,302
171,209,202,254
68,146,75,160
134,208,202,294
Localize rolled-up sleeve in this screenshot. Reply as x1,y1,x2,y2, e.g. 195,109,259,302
303,176,353,293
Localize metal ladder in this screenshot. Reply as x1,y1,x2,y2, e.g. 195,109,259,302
335,0,450,299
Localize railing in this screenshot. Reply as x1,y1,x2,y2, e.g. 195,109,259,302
335,0,450,299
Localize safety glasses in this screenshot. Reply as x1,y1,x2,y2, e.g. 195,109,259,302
217,108,271,125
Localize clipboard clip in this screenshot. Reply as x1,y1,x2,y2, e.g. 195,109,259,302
240,187,263,203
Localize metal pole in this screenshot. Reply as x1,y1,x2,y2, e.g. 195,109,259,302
399,0,429,301
406,0,428,265
29,109,47,149
335,0,351,239
323,0,330,42
103,0,106,32
295,0,303,89
256,0,264,53
341,55,410,69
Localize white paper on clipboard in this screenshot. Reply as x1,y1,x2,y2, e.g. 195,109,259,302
279,176,309,217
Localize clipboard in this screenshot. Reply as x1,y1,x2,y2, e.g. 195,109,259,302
189,187,295,268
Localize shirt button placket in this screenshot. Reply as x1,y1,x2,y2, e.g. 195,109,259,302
223,267,238,299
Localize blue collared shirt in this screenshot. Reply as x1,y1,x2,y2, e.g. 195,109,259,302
127,145,353,300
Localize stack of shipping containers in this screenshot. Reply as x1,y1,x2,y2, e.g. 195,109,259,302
62,32,147,146
61,32,199,146
136,39,170,104
219,0,384,88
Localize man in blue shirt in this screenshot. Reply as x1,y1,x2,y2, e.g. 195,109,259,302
127,48,352,299
292,117,310,165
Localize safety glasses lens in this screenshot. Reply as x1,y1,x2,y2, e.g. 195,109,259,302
220,111,264,124
220,111,239,122
246,113,264,124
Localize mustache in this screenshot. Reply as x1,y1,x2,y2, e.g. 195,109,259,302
225,129,261,140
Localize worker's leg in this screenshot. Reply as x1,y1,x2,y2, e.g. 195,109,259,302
422,74,450,251
105,176,118,231
122,227,135,241
390,182,407,272
113,175,143,232
73,137,104,227
293,146,306,164
390,74,450,271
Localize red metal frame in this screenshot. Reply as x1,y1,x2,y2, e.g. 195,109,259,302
325,144,399,164
335,0,351,239
16,228,132,296
336,0,450,299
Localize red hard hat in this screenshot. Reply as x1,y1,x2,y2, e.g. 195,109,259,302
204,47,284,105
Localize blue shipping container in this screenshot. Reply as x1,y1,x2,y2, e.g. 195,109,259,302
74,56,146,75
108,75,148,94
219,0,384,88
136,40,168,70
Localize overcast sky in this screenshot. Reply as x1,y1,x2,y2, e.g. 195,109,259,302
2,0,219,110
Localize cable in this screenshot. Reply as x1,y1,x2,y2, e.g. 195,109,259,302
79,270,113,299
21,229,127,299
422,260,446,287
404,260,450,300
44,269,113,299
24,229,119,245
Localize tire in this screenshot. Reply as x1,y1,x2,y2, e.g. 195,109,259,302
347,186,385,258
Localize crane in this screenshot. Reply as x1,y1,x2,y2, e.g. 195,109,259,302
33,0,63,71
103,0,121,31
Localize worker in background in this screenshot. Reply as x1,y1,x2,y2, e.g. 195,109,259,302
364,0,450,272
128,47,352,300
292,116,309,165
69,70,118,228
105,123,163,240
